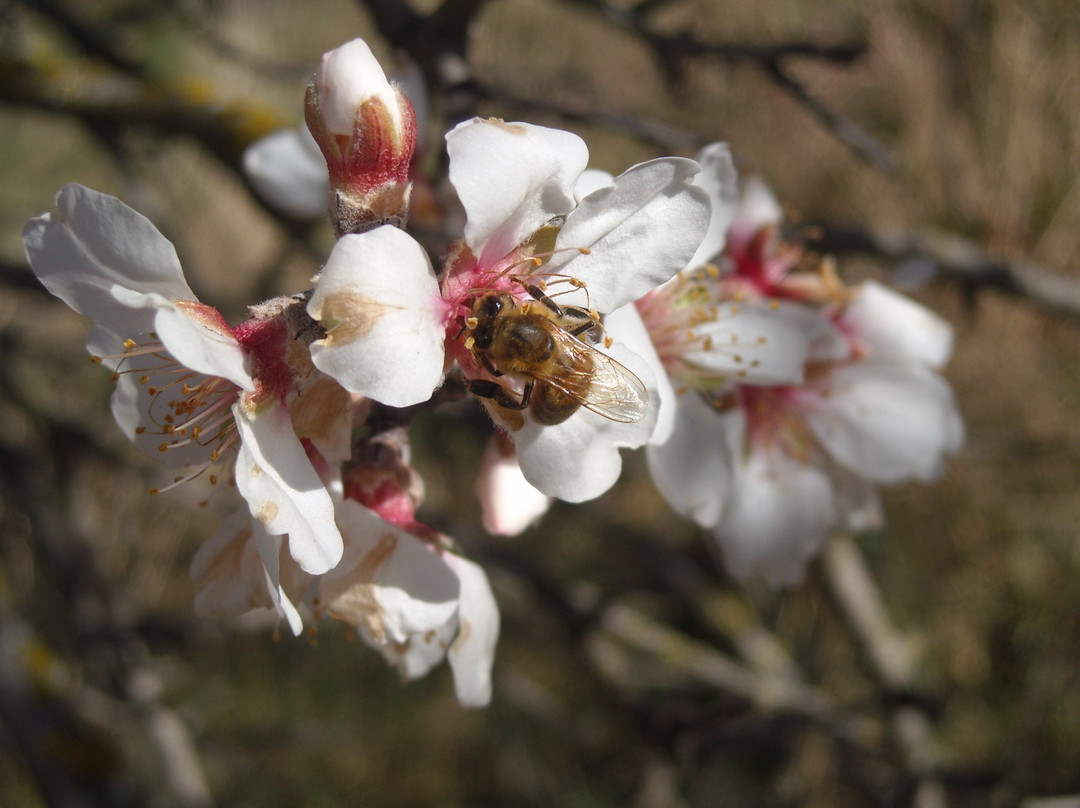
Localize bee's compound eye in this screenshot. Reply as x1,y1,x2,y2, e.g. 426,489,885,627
482,295,505,319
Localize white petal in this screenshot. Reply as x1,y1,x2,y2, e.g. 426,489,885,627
785,303,851,363
232,403,343,574
604,303,676,444
574,169,615,201
551,157,711,312
729,176,782,244
251,521,305,636
841,281,954,369
684,303,808,386
320,501,461,679
22,184,194,338
243,126,329,220
647,394,735,527
286,375,355,464
444,553,500,708
514,342,657,502
331,502,460,639
389,619,458,680
476,439,552,536
190,510,271,618
308,227,445,407
151,301,252,389
446,118,588,260
687,143,739,268
804,360,964,484
712,445,837,587
189,511,305,635
102,287,250,391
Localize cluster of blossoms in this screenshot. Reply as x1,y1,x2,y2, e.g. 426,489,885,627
22,38,962,705
636,158,963,584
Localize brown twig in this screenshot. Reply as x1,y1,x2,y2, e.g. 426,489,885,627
821,534,947,808
809,223,1080,322
594,601,878,746
564,0,894,171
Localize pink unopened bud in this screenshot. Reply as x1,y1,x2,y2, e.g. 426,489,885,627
305,39,418,236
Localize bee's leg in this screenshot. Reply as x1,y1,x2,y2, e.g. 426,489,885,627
522,283,564,316
562,306,600,337
468,379,533,410
479,355,502,377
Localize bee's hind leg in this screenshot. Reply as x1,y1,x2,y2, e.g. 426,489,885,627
468,379,533,410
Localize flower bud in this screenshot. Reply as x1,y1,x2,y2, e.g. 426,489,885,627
305,39,418,236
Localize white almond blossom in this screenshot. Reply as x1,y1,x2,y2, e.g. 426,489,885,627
640,164,964,585
316,500,500,707
694,300,963,586
307,117,711,502
23,184,346,575
190,498,499,707
188,420,499,706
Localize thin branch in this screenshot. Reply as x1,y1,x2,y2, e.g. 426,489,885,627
457,77,701,151
18,0,148,78
0,50,329,298
759,60,897,173
595,601,878,746
563,0,894,170
809,223,1080,322
574,0,866,65
0,53,280,167
821,534,947,808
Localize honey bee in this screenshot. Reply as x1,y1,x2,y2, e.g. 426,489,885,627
463,289,648,426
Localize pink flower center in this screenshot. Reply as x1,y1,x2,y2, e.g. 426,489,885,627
738,385,814,463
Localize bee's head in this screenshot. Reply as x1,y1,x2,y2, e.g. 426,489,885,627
468,293,514,345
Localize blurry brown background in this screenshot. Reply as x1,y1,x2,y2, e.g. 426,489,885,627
2,0,1080,806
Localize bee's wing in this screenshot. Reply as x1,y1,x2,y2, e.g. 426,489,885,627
546,330,649,423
